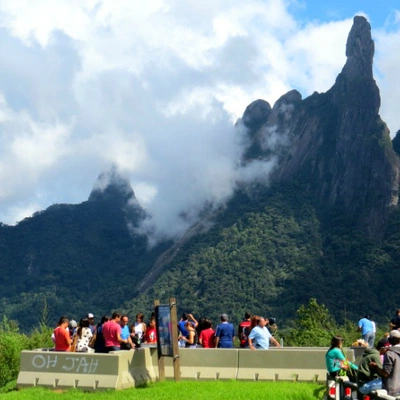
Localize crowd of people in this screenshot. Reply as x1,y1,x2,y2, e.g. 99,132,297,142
52,311,281,353
325,309,400,398
52,311,157,353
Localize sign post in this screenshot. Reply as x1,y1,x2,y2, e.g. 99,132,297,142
155,297,180,382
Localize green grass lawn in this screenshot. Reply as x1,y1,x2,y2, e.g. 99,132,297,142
0,381,325,400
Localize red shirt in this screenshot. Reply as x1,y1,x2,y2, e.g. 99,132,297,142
199,328,215,348
54,326,71,351
144,327,157,343
102,320,121,347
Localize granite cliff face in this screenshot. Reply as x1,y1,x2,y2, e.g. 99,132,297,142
242,16,400,238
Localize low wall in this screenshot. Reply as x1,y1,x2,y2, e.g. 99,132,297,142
17,349,156,390
17,347,356,390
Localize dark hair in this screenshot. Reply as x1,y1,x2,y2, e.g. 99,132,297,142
112,311,121,319
389,336,400,346
329,336,343,350
57,316,69,326
97,315,110,327
182,313,188,320
244,312,251,320
77,318,90,338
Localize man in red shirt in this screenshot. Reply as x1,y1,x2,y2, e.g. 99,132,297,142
102,311,128,352
199,319,215,348
54,316,72,351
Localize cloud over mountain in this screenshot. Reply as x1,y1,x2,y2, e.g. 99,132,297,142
0,1,400,239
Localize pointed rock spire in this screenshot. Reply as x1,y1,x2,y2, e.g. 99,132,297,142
342,16,374,80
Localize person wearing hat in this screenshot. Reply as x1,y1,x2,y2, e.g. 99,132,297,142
369,330,400,397
69,319,78,338
87,313,96,334
214,314,235,348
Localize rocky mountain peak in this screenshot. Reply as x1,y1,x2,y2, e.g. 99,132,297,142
240,16,400,239
88,166,137,205
342,16,374,80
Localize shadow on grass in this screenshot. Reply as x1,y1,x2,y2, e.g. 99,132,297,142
313,384,326,399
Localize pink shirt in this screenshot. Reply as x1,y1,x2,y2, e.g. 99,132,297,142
102,320,121,347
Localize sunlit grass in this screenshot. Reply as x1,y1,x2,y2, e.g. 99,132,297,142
0,380,325,399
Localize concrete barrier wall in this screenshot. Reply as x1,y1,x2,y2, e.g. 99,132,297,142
17,347,356,390
17,349,156,391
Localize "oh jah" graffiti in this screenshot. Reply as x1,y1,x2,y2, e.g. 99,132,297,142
32,354,99,374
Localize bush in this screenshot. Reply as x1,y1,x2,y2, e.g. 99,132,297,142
0,316,29,388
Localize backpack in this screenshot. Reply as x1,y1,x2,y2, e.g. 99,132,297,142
239,321,251,348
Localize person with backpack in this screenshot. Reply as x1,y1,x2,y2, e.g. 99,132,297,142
238,312,252,348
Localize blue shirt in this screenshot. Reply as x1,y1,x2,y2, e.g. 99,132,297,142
358,318,373,335
215,322,234,348
248,326,272,349
120,325,130,340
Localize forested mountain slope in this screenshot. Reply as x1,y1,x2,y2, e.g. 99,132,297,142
1,17,400,329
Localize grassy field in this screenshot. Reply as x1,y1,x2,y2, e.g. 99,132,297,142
0,381,325,400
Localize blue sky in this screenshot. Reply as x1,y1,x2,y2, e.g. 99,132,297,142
290,0,399,27
0,0,399,239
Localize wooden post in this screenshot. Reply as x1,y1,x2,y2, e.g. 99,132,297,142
154,299,165,382
169,297,180,382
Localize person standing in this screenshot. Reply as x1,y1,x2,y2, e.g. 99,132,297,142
102,311,128,352
199,319,215,348
54,316,72,352
120,315,135,350
178,313,198,348
358,315,375,347
87,313,96,334
92,315,110,354
389,310,400,330
144,317,157,344
215,314,235,349
238,312,252,348
248,317,281,350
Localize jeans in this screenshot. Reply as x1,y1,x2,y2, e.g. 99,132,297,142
363,332,375,348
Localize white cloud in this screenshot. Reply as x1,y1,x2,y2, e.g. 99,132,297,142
0,0,399,236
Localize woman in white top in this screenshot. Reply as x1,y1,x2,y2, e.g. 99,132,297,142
74,318,93,352
130,313,146,346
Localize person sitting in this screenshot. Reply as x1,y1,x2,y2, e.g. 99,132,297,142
369,330,400,397
325,336,358,379
357,343,383,387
